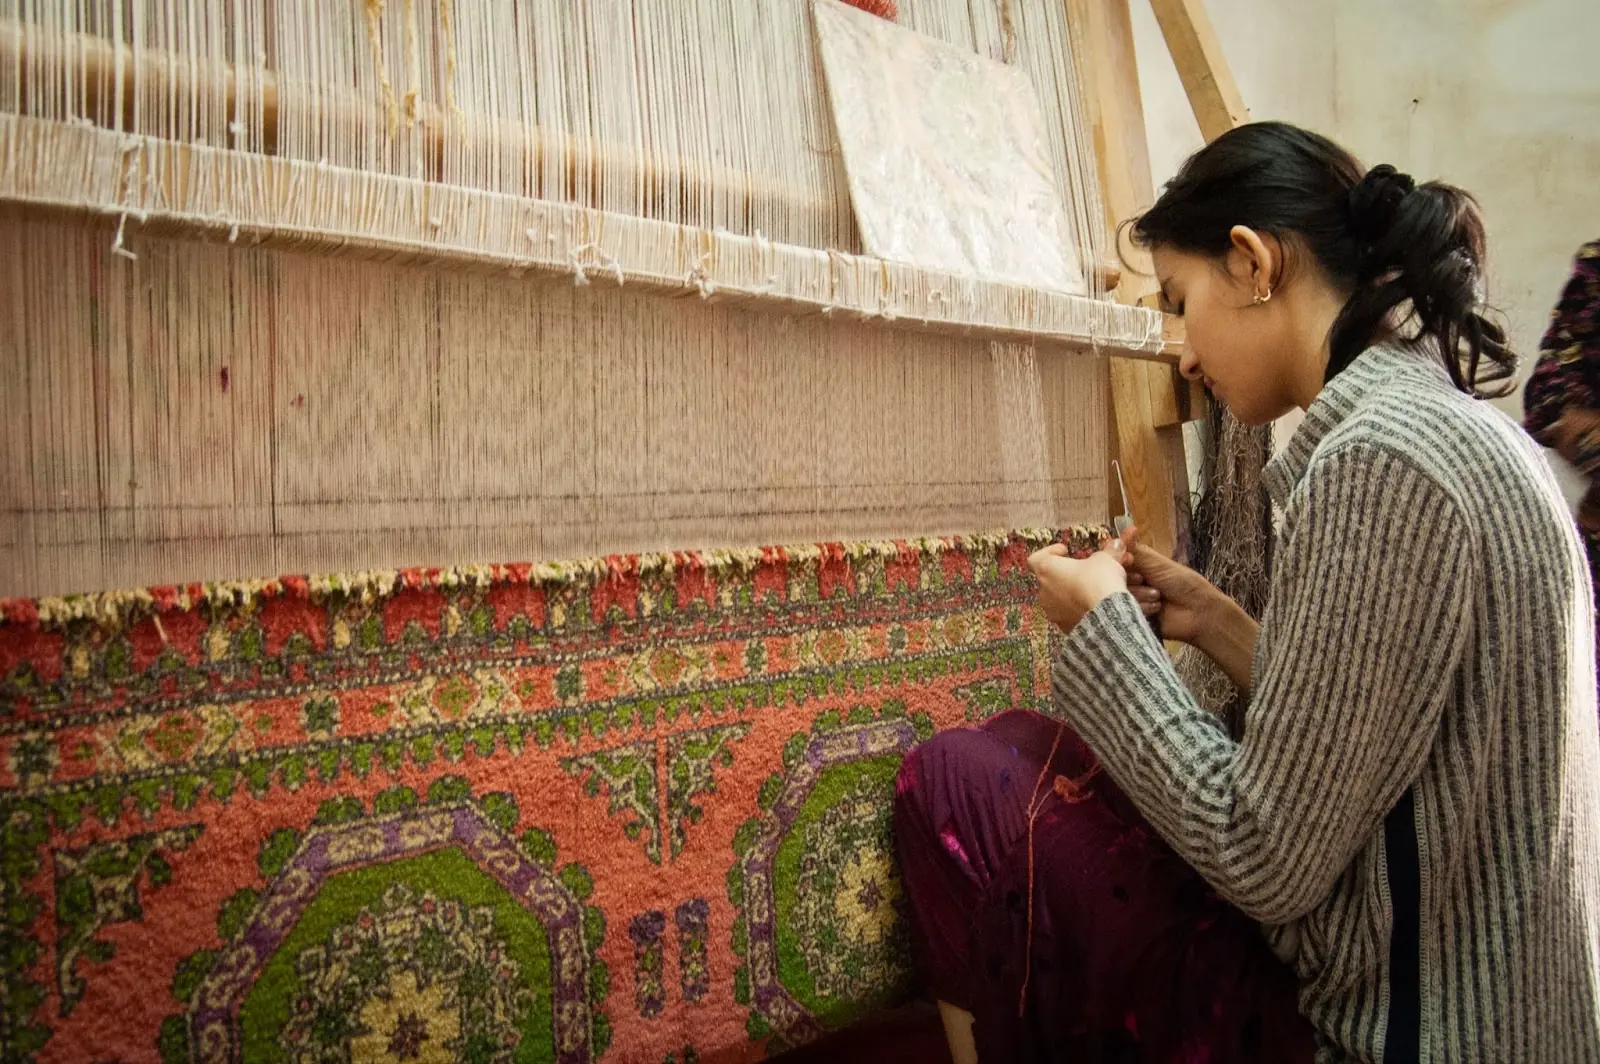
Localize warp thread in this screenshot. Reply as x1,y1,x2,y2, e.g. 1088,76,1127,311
1000,0,1018,63
361,0,398,134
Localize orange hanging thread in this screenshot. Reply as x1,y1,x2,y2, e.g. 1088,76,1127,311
1018,721,1066,1017
1055,762,1102,804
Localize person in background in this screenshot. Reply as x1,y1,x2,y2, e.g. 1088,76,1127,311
894,122,1600,1063
1523,239,1600,592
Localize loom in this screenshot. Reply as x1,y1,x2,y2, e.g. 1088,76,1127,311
0,0,1194,597
0,2,1256,1061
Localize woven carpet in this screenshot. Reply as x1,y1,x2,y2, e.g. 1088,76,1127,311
0,529,1094,1063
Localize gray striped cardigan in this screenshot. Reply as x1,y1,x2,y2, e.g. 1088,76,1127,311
1053,345,1600,1062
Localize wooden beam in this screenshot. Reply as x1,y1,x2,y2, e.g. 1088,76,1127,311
1066,0,1184,558
1147,0,1250,142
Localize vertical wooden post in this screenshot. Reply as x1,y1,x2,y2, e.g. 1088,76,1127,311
1146,0,1250,142
1067,0,1187,558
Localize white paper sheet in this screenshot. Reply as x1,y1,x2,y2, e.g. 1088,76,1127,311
813,0,1086,295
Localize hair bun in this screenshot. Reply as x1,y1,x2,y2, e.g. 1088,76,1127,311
1348,164,1417,242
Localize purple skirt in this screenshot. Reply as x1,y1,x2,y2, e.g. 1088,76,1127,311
893,710,1316,1063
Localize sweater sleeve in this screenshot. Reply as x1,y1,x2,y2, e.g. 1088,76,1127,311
1050,444,1474,924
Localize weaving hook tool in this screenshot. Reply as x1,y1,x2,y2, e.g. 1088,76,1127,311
1112,460,1135,539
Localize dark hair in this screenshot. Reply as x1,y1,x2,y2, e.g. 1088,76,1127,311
1130,121,1514,396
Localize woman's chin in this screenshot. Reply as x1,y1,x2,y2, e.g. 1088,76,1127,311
1194,384,1276,427
1216,398,1272,428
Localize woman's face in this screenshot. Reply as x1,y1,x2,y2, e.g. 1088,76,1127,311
1152,242,1299,426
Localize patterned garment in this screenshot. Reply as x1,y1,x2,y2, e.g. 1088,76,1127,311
894,710,1314,1062
1524,240,1600,460
1524,240,1600,585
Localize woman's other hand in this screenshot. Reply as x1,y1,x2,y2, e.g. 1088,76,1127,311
1027,539,1130,632
1120,530,1223,646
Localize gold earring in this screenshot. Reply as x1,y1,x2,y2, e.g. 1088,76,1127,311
1252,287,1273,306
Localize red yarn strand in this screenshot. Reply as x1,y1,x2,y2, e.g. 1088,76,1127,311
1018,721,1066,1017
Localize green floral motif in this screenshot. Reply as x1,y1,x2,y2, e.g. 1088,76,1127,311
278,882,533,1063
394,670,515,726
665,725,750,860
159,780,611,1064
565,723,752,864
628,645,710,692
952,678,1015,722
145,714,203,760
561,741,661,862
555,663,584,704
301,697,339,736
431,675,481,718
790,774,909,1001
729,705,932,1047
7,734,57,787
53,825,204,1016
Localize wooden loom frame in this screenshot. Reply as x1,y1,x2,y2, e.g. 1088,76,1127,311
1071,0,1249,560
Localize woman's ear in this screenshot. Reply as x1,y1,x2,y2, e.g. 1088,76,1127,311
1228,225,1280,302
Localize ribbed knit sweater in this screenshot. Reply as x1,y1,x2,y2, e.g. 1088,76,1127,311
1053,345,1600,1062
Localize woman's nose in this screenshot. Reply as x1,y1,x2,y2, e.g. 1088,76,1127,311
1178,349,1204,382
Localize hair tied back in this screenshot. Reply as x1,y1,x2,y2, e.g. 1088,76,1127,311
1348,165,1417,249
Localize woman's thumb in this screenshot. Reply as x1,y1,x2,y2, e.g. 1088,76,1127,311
1131,543,1172,573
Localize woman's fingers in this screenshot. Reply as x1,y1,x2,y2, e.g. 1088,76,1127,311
1131,583,1163,617
1027,542,1070,573
1096,535,1133,567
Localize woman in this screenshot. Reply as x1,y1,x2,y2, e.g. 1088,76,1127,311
894,122,1600,1062
1523,240,1600,591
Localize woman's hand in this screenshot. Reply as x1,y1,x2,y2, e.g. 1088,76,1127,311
1121,528,1261,693
1125,541,1222,646
1027,539,1131,632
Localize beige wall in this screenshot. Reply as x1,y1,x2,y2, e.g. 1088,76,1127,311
1130,0,1600,494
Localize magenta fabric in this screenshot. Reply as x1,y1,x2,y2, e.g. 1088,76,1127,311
894,709,1316,1063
